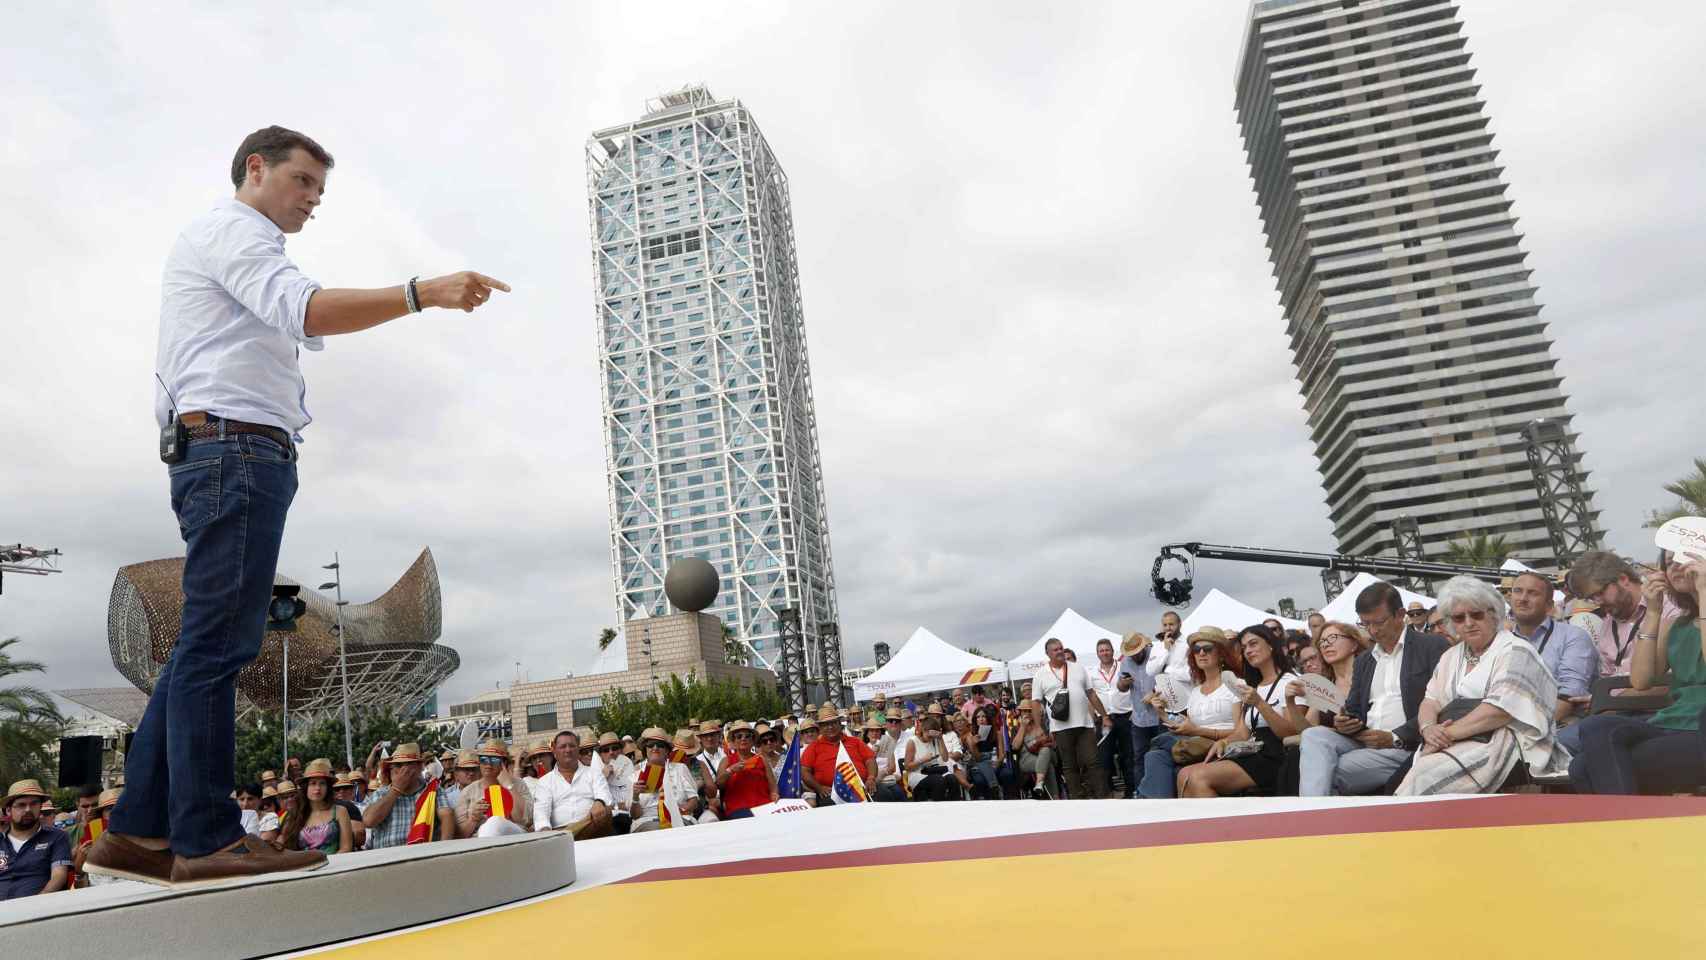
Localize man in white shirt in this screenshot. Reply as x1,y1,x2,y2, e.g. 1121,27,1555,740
1030,638,1109,799
1144,612,1192,684
1089,638,1135,798
532,731,614,839
594,732,637,835
95,126,508,888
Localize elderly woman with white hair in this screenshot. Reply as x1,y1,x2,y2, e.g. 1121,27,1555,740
1396,576,1569,794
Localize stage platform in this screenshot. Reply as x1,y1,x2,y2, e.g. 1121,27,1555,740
5,795,1702,957
0,830,573,959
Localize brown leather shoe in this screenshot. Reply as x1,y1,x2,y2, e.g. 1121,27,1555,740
84,832,176,885
170,835,327,885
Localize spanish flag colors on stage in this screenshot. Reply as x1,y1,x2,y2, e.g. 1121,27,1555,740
406,779,440,845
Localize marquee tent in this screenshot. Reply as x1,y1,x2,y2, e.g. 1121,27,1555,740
1178,589,1306,637
1318,573,1435,624
852,627,1006,702
1008,608,1127,676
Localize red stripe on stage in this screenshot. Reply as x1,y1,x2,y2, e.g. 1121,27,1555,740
618,794,1706,884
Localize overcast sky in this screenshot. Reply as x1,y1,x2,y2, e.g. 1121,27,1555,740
4,1,1701,713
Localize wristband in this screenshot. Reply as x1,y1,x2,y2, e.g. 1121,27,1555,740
405,276,421,313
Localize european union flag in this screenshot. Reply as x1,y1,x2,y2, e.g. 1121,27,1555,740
777,727,804,800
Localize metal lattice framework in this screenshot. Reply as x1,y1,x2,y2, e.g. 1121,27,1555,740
818,621,843,707
777,606,807,712
105,548,457,722
586,84,838,680
873,642,891,670
1390,515,1428,593
1,543,62,595
1522,418,1602,567
1320,568,1345,603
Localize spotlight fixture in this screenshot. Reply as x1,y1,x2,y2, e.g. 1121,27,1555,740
1150,546,1195,607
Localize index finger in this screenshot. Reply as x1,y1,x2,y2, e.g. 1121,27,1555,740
473,273,512,293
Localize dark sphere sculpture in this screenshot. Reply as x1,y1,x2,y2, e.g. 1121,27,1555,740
664,557,720,612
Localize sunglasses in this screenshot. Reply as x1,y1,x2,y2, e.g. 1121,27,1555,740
597,744,620,753
1190,644,1217,654
731,732,754,740
478,756,505,765
1449,609,1490,624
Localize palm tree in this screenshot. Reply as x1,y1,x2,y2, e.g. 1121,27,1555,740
1443,532,1512,567
597,627,617,652
1646,457,1706,528
0,636,65,787
722,624,747,666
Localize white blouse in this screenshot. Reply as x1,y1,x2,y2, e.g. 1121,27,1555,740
1184,682,1239,731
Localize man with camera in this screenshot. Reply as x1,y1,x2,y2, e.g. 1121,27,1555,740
88,126,507,886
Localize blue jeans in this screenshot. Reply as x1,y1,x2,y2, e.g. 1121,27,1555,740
109,434,297,858
1128,723,1160,798
968,758,999,799
1098,712,1134,797
1138,732,1181,799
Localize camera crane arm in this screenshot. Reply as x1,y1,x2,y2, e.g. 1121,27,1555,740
1151,541,1510,607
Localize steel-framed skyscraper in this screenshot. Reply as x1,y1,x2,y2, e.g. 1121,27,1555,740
586,85,838,665
1234,0,1597,566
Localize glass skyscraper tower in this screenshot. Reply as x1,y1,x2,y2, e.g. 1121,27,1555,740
586,85,837,662
1234,0,1596,564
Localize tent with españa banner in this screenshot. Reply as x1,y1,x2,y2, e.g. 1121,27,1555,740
852,627,1006,702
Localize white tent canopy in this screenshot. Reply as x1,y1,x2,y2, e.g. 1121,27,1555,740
1318,573,1435,624
1008,608,1127,677
1178,589,1306,637
852,628,1005,702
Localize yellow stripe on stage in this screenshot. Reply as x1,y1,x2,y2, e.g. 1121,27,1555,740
320,815,1706,958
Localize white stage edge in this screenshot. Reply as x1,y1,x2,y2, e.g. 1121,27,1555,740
0,831,573,959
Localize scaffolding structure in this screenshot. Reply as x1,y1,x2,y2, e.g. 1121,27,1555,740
1390,515,1428,594
1522,419,1602,567
0,543,62,596
776,606,807,712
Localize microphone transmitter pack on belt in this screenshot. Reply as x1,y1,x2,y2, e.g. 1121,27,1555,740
157,373,187,464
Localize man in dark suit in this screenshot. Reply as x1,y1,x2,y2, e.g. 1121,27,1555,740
1298,581,1449,795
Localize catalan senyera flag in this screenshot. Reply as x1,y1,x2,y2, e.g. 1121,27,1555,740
406,778,440,845
830,740,869,804
959,667,992,685
485,783,513,823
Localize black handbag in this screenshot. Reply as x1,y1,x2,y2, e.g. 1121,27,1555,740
1049,689,1071,722
1437,697,1493,743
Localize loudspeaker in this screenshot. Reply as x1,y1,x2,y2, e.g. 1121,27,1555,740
58,735,104,788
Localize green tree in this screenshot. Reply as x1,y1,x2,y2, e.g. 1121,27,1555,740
1443,531,1512,567
232,709,437,786
596,673,785,739
597,627,617,652
965,646,993,659
722,623,748,666
1645,457,1706,528
0,636,65,787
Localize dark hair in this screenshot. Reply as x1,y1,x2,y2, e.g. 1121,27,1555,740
1237,624,1293,685
552,730,579,747
1568,550,1636,596
238,782,263,798
230,125,333,189
1661,550,1701,619
77,784,101,800
1354,581,1404,618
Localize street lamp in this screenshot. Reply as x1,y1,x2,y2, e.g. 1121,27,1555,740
319,552,353,769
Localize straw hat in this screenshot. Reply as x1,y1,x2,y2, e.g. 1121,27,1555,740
672,728,700,753
455,748,480,770
798,715,819,732
333,773,357,789
477,739,511,760
388,742,425,764
1121,632,1149,657
527,737,554,760
816,705,842,724
2,779,50,807
639,726,670,747
862,716,883,731
597,731,622,748
726,719,755,737
301,758,336,782
261,784,278,799
699,720,723,736
753,721,773,737
274,779,298,797
925,703,944,717
873,693,887,703
260,770,279,783
884,707,903,721
97,787,122,811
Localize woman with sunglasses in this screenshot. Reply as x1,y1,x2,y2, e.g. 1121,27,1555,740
1396,576,1568,794
1568,551,1706,794
716,721,779,819
1135,630,1243,798
1178,625,1302,797
455,740,533,838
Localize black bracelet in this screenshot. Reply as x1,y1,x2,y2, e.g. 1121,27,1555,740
407,276,421,313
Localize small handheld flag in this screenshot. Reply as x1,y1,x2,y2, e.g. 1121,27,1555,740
830,741,869,804
777,728,804,800
485,783,512,822
406,778,440,845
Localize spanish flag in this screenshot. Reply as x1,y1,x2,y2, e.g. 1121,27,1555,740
80,814,106,848
959,667,992,685
637,761,678,829
638,761,665,795
406,778,440,845
485,783,513,823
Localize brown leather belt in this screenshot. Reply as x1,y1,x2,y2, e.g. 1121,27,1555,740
180,412,292,449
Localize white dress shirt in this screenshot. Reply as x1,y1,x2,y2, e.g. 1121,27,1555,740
155,197,324,441
1089,658,1133,714
531,762,613,830
602,754,637,817
1367,638,1408,733
633,762,700,825
1144,636,1194,684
